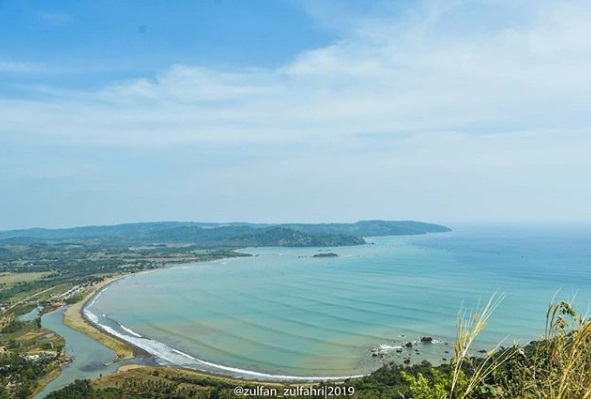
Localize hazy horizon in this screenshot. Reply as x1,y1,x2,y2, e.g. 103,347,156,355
3,218,591,233
2,0,590,230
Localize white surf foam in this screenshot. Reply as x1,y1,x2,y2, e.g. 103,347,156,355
378,344,402,351
119,324,142,338
82,305,365,382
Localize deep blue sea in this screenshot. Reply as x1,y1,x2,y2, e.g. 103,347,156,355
86,224,591,380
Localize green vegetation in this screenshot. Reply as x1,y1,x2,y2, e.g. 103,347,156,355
400,298,591,399
0,353,56,398
0,272,52,287
0,317,65,398
227,226,365,247
284,220,452,236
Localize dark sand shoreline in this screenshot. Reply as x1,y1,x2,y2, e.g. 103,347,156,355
78,274,153,359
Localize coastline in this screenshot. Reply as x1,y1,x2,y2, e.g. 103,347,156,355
115,364,289,387
62,274,139,360
109,364,330,389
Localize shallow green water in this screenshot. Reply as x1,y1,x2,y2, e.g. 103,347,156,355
17,306,40,322
87,224,591,379
34,308,139,398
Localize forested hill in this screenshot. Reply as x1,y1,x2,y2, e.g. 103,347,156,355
283,220,451,236
0,220,451,248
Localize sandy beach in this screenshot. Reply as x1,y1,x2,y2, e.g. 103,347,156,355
62,274,136,360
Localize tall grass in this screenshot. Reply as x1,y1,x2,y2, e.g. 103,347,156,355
536,301,591,399
403,293,516,398
449,293,516,398
403,297,591,399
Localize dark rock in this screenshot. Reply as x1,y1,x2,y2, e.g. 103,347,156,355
420,336,434,344
313,252,339,258
405,342,413,348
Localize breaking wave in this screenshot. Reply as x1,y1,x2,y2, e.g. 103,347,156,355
83,294,365,382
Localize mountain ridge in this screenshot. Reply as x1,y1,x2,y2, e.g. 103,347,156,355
0,220,451,248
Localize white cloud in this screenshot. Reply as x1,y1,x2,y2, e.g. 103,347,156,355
2,0,591,225
4,0,589,146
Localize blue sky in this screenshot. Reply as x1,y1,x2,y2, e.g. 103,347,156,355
1,0,590,229
0,0,334,91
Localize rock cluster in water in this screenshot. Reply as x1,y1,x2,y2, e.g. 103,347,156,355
369,336,444,363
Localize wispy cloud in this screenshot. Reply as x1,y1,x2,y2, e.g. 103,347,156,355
0,60,45,73
3,0,590,145
1,0,590,226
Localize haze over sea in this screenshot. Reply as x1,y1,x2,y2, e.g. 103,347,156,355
87,224,591,379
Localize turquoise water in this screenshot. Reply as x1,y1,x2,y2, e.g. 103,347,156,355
87,224,591,379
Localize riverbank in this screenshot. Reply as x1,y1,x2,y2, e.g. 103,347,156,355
62,274,136,360
34,306,144,399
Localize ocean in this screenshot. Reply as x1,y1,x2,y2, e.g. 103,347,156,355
85,224,591,380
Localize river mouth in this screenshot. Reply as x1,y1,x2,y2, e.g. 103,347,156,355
83,227,591,381
35,308,153,399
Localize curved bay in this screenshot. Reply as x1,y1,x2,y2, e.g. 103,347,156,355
88,226,591,378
